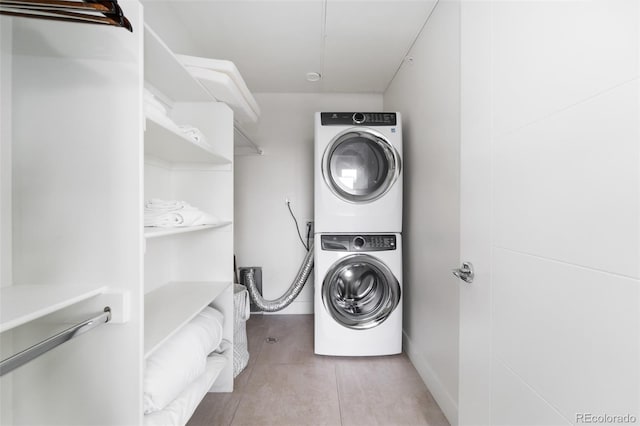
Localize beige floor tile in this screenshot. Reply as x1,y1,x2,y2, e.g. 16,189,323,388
231,363,342,426
253,314,318,365
187,393,242,426
232,361,255,394
188,315,449,426
336,356,449,426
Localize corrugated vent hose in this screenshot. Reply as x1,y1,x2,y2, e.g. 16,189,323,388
241,242,314,312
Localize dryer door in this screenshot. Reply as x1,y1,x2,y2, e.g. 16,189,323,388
322,130,400,203
322,254,401,329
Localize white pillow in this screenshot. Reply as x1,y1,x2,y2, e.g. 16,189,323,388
143,307,224,414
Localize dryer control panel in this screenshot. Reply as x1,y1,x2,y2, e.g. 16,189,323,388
321,234,397,252
321,112,397,126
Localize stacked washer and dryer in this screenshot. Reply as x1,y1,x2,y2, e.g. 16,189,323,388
314,112,403,356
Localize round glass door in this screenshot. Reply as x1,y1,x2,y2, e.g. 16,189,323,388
322,130,400,203
322,254,401,329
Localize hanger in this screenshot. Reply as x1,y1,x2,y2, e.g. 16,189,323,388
0,0,132,32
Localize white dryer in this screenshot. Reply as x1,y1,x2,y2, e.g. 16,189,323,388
314,112,403,233
314,233,402,356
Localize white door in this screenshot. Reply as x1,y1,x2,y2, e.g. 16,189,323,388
458,1,639,425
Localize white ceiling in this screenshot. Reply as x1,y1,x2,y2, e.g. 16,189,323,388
142,0,438,93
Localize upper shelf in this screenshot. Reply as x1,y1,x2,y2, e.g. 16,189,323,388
0,284,107,333
144,24,213,103
145,116,231,165
144,281,232,359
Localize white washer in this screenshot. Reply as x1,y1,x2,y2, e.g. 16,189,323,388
314,112,403,233
314,233,402,356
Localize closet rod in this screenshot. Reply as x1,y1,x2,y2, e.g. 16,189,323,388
1,0,117,12
0,0,132,31
0,307,111,377
234,124,264,155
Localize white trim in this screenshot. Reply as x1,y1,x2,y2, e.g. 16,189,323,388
403,330,459,426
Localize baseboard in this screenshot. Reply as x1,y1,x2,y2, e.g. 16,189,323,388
403,330,459,426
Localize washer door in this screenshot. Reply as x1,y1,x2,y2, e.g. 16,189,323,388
322,254,401,330
322,129,400,203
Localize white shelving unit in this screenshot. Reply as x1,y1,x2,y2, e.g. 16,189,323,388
0,2,235,425
142,9,235,402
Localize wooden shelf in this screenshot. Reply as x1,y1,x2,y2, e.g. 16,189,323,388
144,222,232,239
144,24,213,103
145,116,231,165
0,284,107,333
144,281,232,359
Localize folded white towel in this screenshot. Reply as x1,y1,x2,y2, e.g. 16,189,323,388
143,307,225,415
144,199,219,228
145,199,190,212
177,125,207,145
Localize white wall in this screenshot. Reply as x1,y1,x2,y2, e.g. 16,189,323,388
458,1,639,425
383,1,460,423
234,93,382,314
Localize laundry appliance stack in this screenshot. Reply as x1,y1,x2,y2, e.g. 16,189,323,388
313,112,403,356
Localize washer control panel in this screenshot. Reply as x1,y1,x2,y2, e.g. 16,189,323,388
321,234,397,252
321,112,397,126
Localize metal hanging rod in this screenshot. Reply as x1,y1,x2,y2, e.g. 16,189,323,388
2,0,116,12
0,307,111,377
0,0,132,32
234,124,263,155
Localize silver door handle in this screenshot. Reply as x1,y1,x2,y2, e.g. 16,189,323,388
452,262,474,283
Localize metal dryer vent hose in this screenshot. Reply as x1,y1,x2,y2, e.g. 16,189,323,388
241,242,314,312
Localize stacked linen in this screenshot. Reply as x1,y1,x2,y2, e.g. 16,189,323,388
143,306,225,415
144,89,208,145
144,199,219,228
177,125,207,146
144,354,227,426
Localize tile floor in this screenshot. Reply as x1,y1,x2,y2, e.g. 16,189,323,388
187,314,450,426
